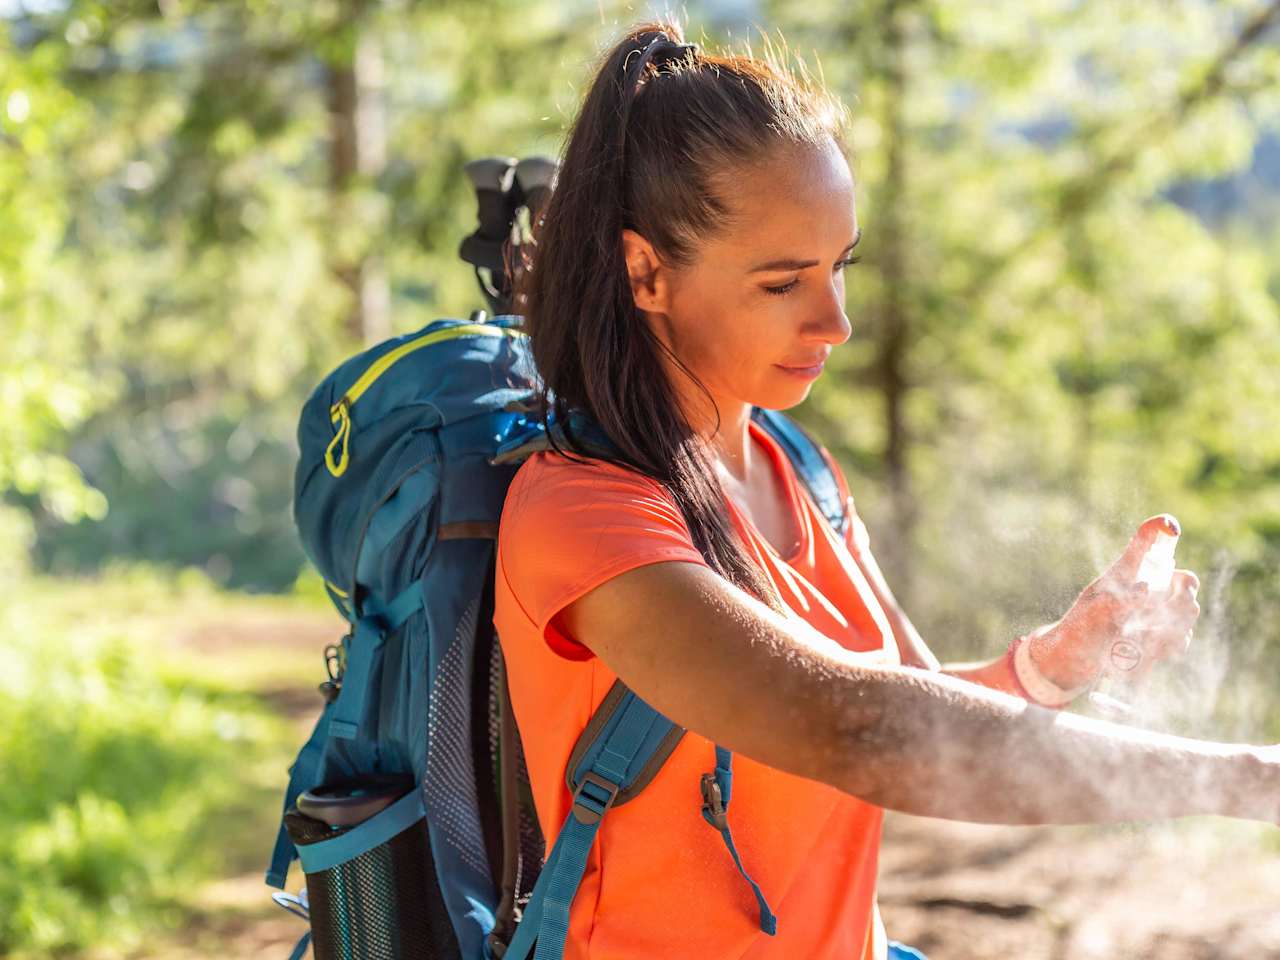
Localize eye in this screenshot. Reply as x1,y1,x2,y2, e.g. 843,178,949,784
762,256,861,297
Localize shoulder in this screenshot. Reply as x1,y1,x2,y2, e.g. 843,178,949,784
498,450,696,563
508,448,671,493
502,450,680,520
496,450,706,659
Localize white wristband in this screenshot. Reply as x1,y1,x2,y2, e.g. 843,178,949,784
1012,634,1092,707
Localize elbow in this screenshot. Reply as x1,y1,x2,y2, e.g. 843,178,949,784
801,665,903,799
830,713,904,804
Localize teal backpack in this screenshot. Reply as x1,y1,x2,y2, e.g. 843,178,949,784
267,309,871,960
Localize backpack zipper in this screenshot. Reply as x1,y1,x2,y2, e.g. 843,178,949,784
325,322,527,477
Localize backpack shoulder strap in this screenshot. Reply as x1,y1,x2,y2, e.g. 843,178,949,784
501,684,679,960
749,406,849,540
502,683,778,959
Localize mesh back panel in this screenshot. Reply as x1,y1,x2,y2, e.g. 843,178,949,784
425,593,491,880
285,809,459,960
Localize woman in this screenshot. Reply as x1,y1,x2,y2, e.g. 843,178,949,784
492,20,1278,960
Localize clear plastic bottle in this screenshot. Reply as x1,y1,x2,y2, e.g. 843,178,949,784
1087,527,1178,720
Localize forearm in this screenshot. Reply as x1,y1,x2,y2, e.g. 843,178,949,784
941,652,1036,702
816,653,1271,826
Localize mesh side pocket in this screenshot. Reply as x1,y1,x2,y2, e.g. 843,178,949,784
286,797,459,960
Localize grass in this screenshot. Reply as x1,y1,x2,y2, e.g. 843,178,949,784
0,565,335,958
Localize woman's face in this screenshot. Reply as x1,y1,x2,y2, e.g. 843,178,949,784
626,137,858,428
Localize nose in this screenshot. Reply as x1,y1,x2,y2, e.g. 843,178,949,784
809,278,852,347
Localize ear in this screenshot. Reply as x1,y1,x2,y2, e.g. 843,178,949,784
621,228,672,314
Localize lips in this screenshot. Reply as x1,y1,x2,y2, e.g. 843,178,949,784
778,355,829,370
776,358,826,380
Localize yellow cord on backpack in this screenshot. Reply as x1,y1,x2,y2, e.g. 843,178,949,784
326,400,352,477
322,323,526,479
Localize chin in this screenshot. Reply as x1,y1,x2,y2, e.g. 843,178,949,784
754,385,811,411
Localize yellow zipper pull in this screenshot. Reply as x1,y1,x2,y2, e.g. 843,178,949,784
326,398,352,477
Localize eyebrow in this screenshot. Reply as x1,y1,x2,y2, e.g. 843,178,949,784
747,228,862,273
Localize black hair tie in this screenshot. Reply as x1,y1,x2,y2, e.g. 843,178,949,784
649,39,699,67
617,37,700,172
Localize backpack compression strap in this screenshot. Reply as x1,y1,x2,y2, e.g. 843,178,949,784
264,586,422,889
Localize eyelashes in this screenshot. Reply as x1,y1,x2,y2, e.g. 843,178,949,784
763,256,862,297
763,282,797,296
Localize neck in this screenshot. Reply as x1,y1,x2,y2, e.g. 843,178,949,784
681,392,756,486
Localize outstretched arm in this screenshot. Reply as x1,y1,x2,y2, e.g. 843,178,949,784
555,557,1276,826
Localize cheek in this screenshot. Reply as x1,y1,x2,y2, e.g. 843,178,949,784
667,286,793,387
715,320,799,394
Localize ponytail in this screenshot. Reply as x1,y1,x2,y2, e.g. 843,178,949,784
516,18,848,614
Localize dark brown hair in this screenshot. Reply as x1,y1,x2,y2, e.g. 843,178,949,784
516,18,849,612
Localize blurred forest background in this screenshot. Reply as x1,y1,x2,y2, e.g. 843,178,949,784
3,0,1280,957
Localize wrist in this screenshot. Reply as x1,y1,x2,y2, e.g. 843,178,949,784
1008,633,1093,708
1026,624,1100,692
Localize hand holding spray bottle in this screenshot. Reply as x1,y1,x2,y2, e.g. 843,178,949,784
1086,523,1180,719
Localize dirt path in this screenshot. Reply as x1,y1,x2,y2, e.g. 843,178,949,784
135,611,1280,960
878,812,1280,958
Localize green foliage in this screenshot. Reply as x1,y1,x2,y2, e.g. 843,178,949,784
0,570,299,955
1,0,1278,705
31,412,306,591
0,25,113,531
1,0,609,590
779,0,1280,714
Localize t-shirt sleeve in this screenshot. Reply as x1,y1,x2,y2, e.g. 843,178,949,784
816,442,872,559
498,454,709,661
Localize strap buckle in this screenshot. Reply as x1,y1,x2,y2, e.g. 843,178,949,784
324,639,347,681
570,771,620,826
318,638,347,703
700,773,728,830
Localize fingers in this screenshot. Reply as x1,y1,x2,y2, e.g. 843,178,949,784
1167,568,1200,628
1170,568,1200,596
1106,514,1181,584
1144,568,1200,659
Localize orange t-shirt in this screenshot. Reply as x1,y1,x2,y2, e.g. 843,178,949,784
493,416,900,960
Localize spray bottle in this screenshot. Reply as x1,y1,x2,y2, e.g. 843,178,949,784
1087,525,1179,720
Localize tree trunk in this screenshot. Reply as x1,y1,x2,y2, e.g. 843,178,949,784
874,0,917,602
327,23,390,345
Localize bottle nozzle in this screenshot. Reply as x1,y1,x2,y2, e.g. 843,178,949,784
1135,527,1178,593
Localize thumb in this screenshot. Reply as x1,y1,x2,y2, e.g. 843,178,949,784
1106,514,1180,584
